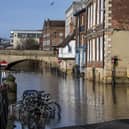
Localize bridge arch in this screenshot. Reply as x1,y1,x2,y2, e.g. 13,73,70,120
0,50,58,70
6,59,43,70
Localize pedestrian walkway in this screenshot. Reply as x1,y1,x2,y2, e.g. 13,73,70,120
54,119,129,129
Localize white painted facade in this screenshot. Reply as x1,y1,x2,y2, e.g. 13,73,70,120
58,40,76,59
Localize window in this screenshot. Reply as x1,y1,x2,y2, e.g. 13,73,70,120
81,35,84,45
90,4,93,28
27,33,36,38
93,39,96,61
87,41,89,62
88,6,90,29
87,36,104,63
100,36,103,61
100,0,104,24
93,2,96,26
59,33,63,37
37,34,42,38
96,37,100,61
54,32,57,38
97,0,104,25
81,15,84,25
90,40,92,62
97,0,100,25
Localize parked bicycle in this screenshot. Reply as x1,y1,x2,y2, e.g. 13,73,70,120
15,90,61,129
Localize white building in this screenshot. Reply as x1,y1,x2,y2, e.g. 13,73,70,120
10,30,42,49
65,1,82,37
58,33,76,59
58,1,82,73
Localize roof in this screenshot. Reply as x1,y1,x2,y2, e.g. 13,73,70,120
43,19,65,28
74,8,86,16
65,1,83,14
10,30,42,33
56,30,75,48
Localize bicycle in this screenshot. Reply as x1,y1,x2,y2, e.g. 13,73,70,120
15,90,61,129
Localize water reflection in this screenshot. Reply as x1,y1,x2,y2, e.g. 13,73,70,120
56,77,87,127
9,61,129,128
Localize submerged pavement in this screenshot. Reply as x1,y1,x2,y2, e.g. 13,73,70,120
54,119,129,129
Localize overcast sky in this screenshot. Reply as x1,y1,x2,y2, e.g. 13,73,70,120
0,0,73,38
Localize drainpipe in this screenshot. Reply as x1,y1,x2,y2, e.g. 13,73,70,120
75,15,80,76
78,15,82,75
103,0,105,69
84,7,88,78
0,70,1,84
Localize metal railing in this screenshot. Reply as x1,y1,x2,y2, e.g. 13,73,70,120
0,85,8,129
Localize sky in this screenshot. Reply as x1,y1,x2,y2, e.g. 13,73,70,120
0,0,73,38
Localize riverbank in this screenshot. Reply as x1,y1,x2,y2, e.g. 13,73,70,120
54,119,129,129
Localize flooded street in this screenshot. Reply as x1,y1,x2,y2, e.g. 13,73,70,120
9,61,129,129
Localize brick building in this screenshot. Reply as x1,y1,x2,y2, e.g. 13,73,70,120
41,19,65,51
74,0,129,83
85,0,105,82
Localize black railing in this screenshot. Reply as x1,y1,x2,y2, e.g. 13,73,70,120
0,85,8,129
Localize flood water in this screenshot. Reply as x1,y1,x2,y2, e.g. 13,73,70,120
9,61,129,129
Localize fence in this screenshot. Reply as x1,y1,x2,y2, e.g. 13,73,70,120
0,85,8,129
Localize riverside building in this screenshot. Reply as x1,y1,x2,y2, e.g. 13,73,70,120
74,0,129,83
41,19,65,51
10,30,42,49
57,1,82,74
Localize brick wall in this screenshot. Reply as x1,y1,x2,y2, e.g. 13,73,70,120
42,20,65,50
112,0,129,30
50,27,65,46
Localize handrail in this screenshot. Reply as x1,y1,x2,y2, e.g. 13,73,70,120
0,84,8,129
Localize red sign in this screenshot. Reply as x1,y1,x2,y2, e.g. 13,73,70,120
0,60,8,67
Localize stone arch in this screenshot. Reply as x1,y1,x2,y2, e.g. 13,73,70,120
5,59,41,70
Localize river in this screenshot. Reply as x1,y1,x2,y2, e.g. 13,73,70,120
8,61,129,129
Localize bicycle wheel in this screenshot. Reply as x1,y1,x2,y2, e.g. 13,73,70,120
27,112,39,129
47,102,61,121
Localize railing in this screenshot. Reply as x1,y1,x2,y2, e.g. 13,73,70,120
0,85,8,129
